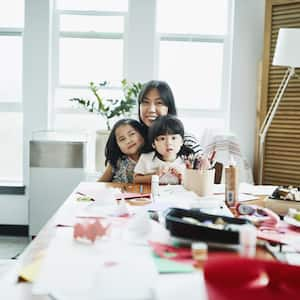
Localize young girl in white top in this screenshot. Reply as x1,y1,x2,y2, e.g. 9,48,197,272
98,119,145,183
134,115,194,184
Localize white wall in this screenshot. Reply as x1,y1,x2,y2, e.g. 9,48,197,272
230,0,265,167
0,195,28,225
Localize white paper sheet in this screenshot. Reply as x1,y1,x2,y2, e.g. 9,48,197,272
33,228,157,300
238,194,259,202
286,252,300,266
239,183,277,196
75,182,119,203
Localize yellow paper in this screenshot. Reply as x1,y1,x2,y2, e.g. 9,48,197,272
18,258,42,282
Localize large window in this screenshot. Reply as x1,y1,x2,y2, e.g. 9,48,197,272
53,0,232,136
157,0,231,136
0,0,24,181
54,0,127,131
3,0,233,181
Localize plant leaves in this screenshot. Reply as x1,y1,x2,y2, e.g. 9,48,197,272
69,79,143,130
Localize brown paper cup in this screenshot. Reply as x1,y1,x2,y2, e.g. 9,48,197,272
183,169,215,197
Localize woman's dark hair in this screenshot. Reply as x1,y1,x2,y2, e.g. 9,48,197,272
105,118,145,168
148,115,193,159
138,80,177,125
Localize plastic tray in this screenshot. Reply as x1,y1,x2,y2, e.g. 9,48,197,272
165,207,251,245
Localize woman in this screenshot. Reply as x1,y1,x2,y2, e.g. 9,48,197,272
138,80,202,154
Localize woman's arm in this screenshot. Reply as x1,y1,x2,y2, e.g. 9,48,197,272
184,133,203,156
97,164,113,182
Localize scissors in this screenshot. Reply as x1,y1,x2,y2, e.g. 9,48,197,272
237,203,280,230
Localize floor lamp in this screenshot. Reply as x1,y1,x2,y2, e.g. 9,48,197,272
258,28,300,184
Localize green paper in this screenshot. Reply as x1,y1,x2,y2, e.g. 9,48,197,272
152,254,195,274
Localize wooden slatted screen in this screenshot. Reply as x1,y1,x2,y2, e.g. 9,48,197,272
259,0,300,185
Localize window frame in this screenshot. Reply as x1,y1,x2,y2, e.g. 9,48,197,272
52,0,233,134
52,8,128,120
0,21,23,182
157,0,233,128
0,0,234,183
0,26,23,109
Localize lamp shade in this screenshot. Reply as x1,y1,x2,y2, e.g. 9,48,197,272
272,28,300,67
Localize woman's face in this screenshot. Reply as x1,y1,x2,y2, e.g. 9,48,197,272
139,88,168,127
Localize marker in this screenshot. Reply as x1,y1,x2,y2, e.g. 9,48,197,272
209,150,216,162
75,191,95,201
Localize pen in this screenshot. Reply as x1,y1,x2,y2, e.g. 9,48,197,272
193,158,199,169
209,150,216,169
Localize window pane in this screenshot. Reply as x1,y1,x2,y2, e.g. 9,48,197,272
178,116,225,141
59,38,123,85
60,15,124,33
55,113,137,132
157,0,228,35
0,0,24,27
0,36,22,102
0,113,23,181
159,41,223,109
55,113,107,131
57,0,128,12
55,87,123,108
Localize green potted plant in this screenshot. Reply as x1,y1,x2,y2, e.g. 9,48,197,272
69,79,143,171
70,79,143,130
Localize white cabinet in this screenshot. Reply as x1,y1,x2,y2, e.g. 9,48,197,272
29,140,87,236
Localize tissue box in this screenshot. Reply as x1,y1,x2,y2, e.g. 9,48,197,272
165,208,251,246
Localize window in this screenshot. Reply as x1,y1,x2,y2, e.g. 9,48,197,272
0,36,23,102
1,0,233,181
159,41,224,110
0,0,24,181
52,0,232,141
157,0,231,138
54,0,127,131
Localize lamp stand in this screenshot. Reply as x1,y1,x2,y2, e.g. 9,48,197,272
258,67,295,184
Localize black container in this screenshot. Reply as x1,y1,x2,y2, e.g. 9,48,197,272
165,207,251,245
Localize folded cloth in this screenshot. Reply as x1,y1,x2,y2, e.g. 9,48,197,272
203,132,254,184
204,254,300,300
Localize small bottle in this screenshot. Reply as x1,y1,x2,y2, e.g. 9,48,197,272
239,225,257,258
192,242,208,262
151,175,160,202
225,156,239,207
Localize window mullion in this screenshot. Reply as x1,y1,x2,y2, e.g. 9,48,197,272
179,108,226,118
0,31,22,36
160,33,225,43
58,10,126,17
60,31,123,39
59,84,122,90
